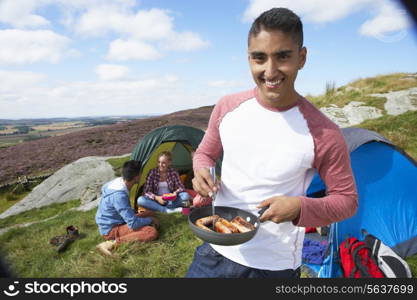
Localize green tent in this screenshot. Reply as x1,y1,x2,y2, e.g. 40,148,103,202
129,125,207,209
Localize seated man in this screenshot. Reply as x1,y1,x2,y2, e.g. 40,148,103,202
95,160,158,256
137,151,191,213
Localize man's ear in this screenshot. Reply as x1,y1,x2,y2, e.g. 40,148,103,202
299,46,307,69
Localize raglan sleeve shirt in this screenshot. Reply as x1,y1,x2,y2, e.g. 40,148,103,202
193,92,358,228
293,121,358,227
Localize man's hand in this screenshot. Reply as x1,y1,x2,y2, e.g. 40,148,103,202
155,196,167,206
257,196,301,223
192,167,218,197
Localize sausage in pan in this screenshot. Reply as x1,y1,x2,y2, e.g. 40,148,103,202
231,216,255,233
195,215,219,231
215,217,239,234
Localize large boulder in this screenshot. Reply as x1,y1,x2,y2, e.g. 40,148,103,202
0,156,116,219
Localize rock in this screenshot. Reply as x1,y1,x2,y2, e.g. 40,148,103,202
342,101,384,126
320,106,350,127
0,156,116,219
74,198,101,212
371,87,417,116
320,101,383,127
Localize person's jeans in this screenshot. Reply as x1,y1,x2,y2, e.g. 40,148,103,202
137,192,190,213
185,242,301,278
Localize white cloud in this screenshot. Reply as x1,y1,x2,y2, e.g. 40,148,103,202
0,70,46,92
0,0,50,28
73,6,208,59
0,29,72,65
0,71,220,118
96,64,130,81
106,39,163,61
75,8,174,40
164,32,210,51
0,1,209,62
207,80,243,88
242,0,409,41
359,2,410,39
242,0,372,23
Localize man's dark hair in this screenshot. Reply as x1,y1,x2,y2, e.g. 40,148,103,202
248,7,303,49
122,160,142,181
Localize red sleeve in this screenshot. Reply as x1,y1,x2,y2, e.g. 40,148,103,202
294,100,358,227
193,100,224,171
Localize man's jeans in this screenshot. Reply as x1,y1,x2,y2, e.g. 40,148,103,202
185,242,301,278
137,192,190,213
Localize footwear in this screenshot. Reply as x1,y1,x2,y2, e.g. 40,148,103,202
165,207,183,214
66,225,79,240
50,235,72,252
96,240,116,256
49,225,80,253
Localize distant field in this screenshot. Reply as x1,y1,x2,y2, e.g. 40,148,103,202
31,121,86,131
0,125,93,148
0,120,115,148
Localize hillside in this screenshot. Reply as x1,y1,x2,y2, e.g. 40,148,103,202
0,105,214,185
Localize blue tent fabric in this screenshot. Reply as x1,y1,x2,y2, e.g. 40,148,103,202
304,127,417,277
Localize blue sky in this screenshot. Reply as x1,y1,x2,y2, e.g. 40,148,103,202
0,0,416,119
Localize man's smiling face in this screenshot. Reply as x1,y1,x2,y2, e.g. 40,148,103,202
248,28,306,108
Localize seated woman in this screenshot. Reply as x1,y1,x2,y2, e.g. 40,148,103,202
137,151,191,213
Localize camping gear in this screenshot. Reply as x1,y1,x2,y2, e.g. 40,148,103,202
129,125,222,209
339,237,385,278
188,206,267,246
302,239,329,265
304,127,417,277
364,232,412,278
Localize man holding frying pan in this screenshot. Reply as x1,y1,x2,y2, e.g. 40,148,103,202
186,7,358,278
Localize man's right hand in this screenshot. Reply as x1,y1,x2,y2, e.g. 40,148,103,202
192,167,218,197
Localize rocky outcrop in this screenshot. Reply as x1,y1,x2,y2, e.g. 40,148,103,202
373,87,417,116
321,87,417,127
0,156,116,219
320,102,384,127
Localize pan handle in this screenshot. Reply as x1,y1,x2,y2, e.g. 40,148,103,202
257,205,269,217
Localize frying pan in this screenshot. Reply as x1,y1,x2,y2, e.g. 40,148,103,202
188,205,267,246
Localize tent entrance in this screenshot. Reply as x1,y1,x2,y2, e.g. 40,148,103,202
130,141,193,208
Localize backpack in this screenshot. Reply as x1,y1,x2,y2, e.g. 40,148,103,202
363,233,412,278
339,237,385,278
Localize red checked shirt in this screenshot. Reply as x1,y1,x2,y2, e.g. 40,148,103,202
144,167,185,200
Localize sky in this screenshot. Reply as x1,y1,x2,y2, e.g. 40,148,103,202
0,0,416,119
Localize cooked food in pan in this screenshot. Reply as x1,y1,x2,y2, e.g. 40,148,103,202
195,215,255,234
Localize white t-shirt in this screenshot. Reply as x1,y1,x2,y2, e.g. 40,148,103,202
157,181,170,195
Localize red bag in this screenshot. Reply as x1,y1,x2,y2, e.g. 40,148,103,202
339,237,385,278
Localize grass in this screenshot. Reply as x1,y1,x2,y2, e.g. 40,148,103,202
307,72,417,110
349,72,417,94
358,110,417,160
0,202,200,277
107,155,131,177
0,199,415,278
0,200,80,229
0,179,46,214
